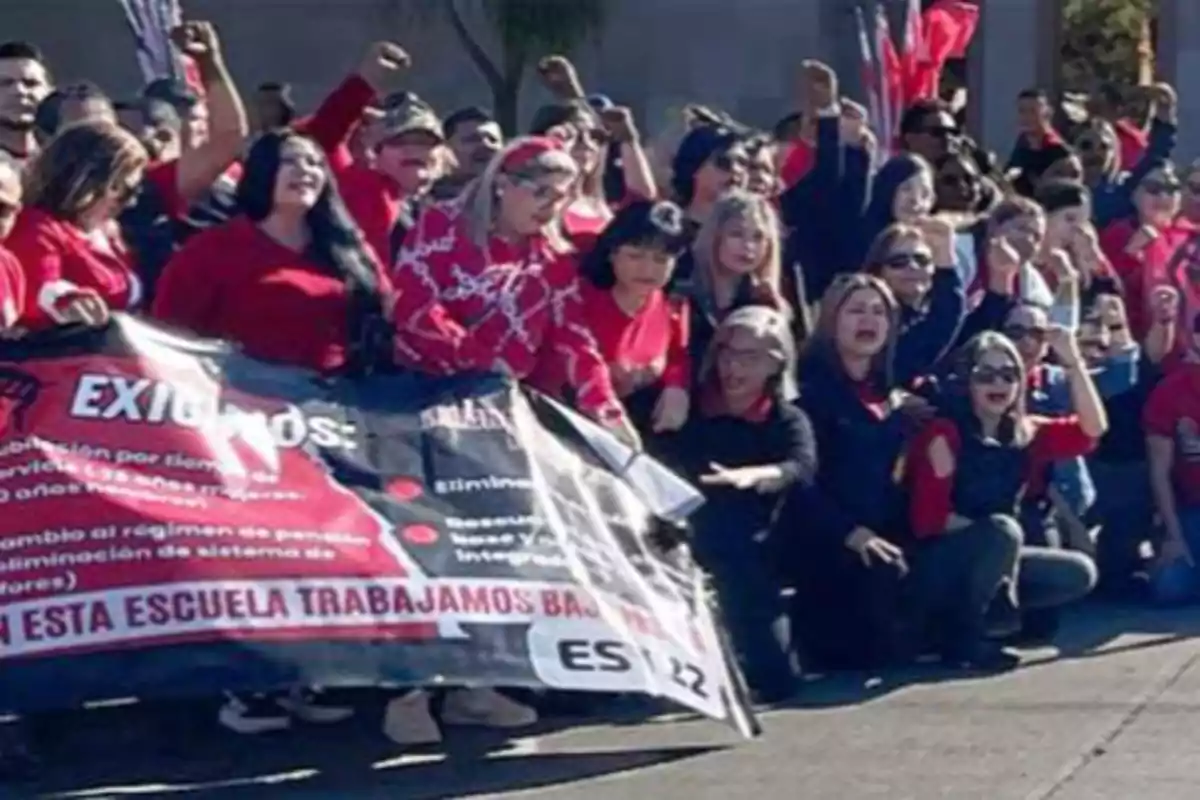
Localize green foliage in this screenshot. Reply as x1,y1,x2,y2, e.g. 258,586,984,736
481,0,606,65
1061,0,1152,90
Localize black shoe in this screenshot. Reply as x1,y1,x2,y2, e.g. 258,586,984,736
984,591,1022,640
217,692,291,735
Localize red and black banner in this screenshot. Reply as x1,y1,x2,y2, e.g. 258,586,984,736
0,316,756,737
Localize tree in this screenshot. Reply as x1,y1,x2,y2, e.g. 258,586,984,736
440,0,607,133
1061,0,1153,91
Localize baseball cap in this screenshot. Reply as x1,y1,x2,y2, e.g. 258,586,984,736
378,92,444,143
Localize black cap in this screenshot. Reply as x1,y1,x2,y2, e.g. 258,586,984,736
142,77,199,111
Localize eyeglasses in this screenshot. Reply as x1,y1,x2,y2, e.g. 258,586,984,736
1142,180,1182,196
882,251,934,271
1003,324,1048,342
712,152,749,173
971,364,1021,385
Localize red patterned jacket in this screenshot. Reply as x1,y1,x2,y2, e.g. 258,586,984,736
390,198,625,426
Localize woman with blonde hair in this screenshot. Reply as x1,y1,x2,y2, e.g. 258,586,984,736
668,305,814,701
678,189,790,380
390,135,635,443
905,329,1104,664
8,119,148,329
861,218,965,385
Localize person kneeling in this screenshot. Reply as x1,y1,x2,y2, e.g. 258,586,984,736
906,330,1104,666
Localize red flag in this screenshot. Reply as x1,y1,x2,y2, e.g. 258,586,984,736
904,0,980,102
855,6,883,135
874,5,904,152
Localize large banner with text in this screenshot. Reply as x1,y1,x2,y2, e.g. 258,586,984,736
0,316,756,738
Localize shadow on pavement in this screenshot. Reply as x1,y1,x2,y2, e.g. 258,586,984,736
22,700,724,799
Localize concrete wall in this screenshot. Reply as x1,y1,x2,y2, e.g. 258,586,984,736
0,0,834,135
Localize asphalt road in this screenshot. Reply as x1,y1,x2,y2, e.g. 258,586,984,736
17,602,1200,800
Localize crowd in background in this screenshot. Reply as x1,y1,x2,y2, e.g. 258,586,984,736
1,14,1199,776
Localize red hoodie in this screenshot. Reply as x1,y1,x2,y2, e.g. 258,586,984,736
390,198,624,426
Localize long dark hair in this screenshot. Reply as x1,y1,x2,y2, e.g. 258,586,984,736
237,131,388,375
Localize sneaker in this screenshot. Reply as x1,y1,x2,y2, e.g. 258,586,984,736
943,641,1021,673
217,692,291,735
440,688,538,729
984,590,1022,640
382,690,442,746
277,687,354,725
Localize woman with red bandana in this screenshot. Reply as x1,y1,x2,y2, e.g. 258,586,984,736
390,136,637,445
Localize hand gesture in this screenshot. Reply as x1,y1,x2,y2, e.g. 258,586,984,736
1148,82,1178,119
839,99,869,145
801,60,838,111
845,527,909,575
1043,247,1078,285
599,106,638,144
892,390,935,421
916,216,956,268
170,21,223,65
537,55,584,100
57,290,110,328
651,386,689,433
1095,293,1134,348
1150,284,1181,325
700,462,784,494
1045,324,1082,366
357,42,411,94
988,235,1022,287
1070,223,1105,276
750,275,787,310
1126,224,1159,258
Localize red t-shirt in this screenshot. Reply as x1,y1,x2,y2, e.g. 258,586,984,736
582,282,689,396
1144,362,1200,507
7,207,141,329
140,159,189,220
907,415,1097,538
151,216,391,373
336,165,403,266
0,245,24,328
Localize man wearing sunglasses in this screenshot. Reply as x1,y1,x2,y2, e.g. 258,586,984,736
899,99,960,165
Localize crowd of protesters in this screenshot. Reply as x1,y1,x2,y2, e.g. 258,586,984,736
1,14,1200,775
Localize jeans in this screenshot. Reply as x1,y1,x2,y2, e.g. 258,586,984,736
1151,506,1200,605
1019,546,1098,609
1088,460,1155,585
907,515,1022,651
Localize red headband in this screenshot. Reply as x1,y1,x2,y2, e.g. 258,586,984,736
501,136,566,171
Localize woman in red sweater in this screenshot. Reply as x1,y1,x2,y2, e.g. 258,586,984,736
153,130,389,376
576,199,692,443
906,330,1105,664
390,135,636,445
1099,159,1195,339
8,120,148,330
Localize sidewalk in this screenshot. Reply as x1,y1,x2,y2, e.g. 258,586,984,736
25,603,1200,799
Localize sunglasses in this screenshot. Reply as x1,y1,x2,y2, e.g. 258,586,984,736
1142,180,1182,196
921,127,956,139
938,171,974,187
971,364,1021,385
712,152,750,173
1003,324,1048,342
882,251,934,270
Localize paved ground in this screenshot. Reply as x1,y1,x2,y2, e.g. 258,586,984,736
16,602,1200,799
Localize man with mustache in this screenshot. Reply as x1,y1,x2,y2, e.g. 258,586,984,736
0,42,51,168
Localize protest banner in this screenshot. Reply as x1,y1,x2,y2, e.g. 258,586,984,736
0,316,757,738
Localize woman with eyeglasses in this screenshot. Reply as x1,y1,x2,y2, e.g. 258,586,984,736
531,57,657,250
907,330,1104,661
1078,83,1178,229
862,219,965,386
390,136,637,445
7,120,148,330
669,306,812,701
1099,158,1196,341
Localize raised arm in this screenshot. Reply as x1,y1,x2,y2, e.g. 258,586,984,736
169,22,248,208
